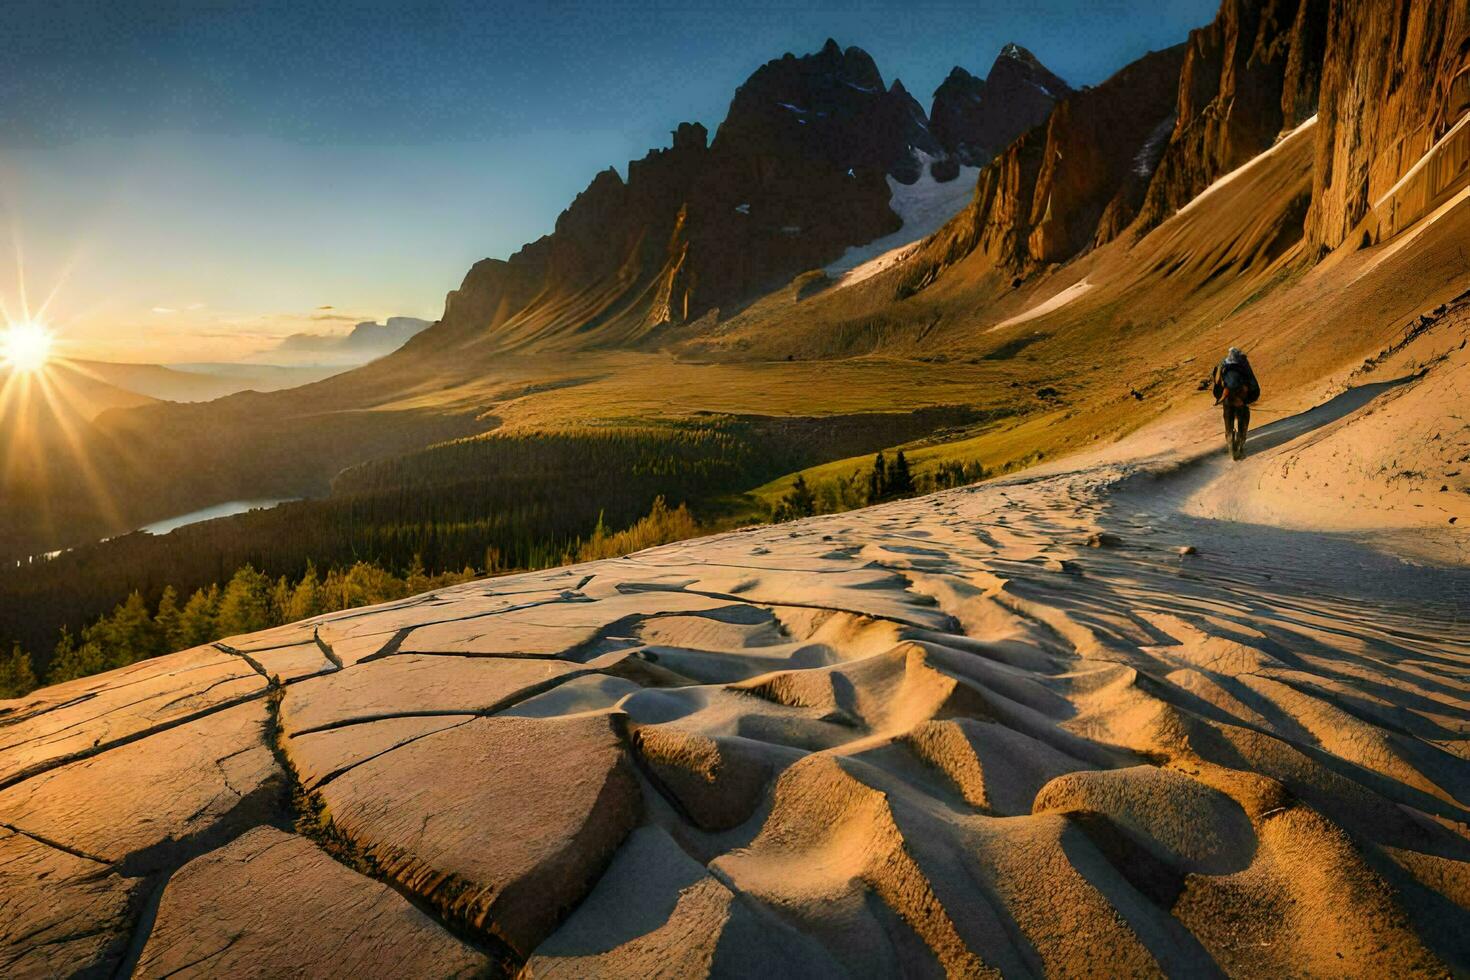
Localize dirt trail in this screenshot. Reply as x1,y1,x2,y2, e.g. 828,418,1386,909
5,374,1470,976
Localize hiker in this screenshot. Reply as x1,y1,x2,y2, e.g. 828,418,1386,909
1210,346,1260,459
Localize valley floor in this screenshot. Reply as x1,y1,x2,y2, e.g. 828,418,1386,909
3,376,1470,976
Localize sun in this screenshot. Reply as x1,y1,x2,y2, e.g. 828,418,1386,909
1,322,55,373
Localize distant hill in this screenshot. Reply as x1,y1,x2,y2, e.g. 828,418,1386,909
269,317,432,364
68,360,341,404
2,361,157,422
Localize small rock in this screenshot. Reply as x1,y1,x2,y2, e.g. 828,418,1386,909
1177,545,1197,556
1085,532,1122,548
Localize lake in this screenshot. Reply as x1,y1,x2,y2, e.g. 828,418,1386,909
13,498,294,568
139,499,293,536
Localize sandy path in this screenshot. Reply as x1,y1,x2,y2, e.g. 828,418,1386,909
4,388,1470,976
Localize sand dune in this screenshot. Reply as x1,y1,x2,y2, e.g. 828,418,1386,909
3,358,1470,975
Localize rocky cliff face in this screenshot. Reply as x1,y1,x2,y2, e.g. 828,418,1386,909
1026,47,1187,262
900,43,1186,293
712,40,939,182
657,40,942,322
429,121,710,351
930,44,1071,167
431,3,1470,356
1305,0,1470,252
929,66,986,164
1135,0,1328,233
431,40,950,351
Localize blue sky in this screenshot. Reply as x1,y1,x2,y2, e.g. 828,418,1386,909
0,0,1218,361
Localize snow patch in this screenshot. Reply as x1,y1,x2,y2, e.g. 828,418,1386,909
826,151,981,288
1175,114,1318,218
1133,114,1175,177
989,279,1094,331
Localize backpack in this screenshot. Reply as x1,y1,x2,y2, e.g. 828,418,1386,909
1219,357,1258,405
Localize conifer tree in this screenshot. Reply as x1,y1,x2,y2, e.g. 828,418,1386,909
269,576,291,626
406,555,430,596
48,627,107,685
98,591,161,668
887,451,915,497
0,644,36,698
867,451,889,504
217,566,272,637
775,473,817,521
287,562,322,622
178,587,220,647
154,586,183,653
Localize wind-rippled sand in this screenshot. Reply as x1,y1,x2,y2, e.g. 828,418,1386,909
4,421,1470,976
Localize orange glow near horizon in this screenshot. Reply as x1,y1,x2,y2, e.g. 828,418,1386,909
0,261,130,541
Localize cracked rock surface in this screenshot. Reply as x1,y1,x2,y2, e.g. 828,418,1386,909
2,451,1470,976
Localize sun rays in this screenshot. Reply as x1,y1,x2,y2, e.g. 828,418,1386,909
1,253,132,550
1,321,54,373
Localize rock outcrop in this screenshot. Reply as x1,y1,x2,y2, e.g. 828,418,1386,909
658,41,940,322
1025,47,1188,262
134,827,490,978
1305,0,1470,252
428,121,711,351
929,44,1071,168
429,40,949,353
1135,0,1329,233
900,43,1187,292
5,431,1470,974
928,66,988,164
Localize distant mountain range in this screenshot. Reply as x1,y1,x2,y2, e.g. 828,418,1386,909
41,317,437,412
268,317,432,363
65,360,341,406
420,40,1072,354
2,0,1467,580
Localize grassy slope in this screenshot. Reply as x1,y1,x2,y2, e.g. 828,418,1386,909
11,113,1470,562
747,120,1470,508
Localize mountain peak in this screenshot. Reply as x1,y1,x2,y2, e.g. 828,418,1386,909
943,65,981,87
987,43,1069,97
929,45,1070,167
